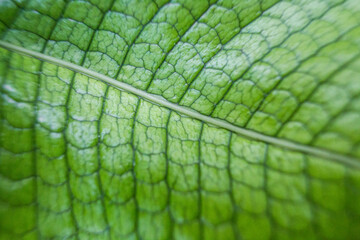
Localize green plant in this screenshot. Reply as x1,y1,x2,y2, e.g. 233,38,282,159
0,0,360,239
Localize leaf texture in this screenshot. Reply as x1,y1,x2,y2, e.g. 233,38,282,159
0,0,360,239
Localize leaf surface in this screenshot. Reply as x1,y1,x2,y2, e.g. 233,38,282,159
0,0,360,239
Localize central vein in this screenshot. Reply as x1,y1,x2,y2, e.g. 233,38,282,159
0,40,359,168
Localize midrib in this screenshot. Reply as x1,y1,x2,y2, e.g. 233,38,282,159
1,40,359,168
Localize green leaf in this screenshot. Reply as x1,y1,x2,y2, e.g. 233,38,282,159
0,0,360,239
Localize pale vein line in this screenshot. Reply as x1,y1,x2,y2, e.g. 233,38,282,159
1,40,359,168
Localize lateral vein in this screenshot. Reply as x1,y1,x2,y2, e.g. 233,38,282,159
1,40,359,168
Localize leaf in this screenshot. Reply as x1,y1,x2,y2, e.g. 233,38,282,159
0,0,360,239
